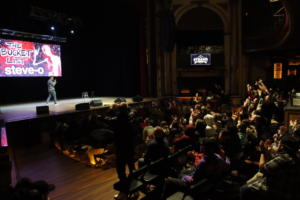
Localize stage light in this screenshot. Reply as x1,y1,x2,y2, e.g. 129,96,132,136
0,28,67,43
70,29,75,34
50,25,55,31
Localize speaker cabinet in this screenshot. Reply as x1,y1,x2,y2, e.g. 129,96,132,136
75,103,90,111
36,106,49,115
90,99,103,107
114,97,126,104
132,95,143,102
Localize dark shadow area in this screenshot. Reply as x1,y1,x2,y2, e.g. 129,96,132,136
0,0,141,104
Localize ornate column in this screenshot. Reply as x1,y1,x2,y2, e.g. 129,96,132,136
229,0,247,98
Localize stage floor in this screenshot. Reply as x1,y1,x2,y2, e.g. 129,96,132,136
0,97,154,123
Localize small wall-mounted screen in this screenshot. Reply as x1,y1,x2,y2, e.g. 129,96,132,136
190,53,211,66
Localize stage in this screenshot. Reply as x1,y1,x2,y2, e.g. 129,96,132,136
0,97,155,148
0,97,154,124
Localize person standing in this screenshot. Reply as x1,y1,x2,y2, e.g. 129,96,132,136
111,103,136,199
46,76,58,105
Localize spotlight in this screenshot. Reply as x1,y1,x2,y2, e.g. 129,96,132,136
50,25,55,31
70,29,75,34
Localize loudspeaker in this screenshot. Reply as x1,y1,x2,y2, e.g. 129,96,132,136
114,97,126,104
90,99,103,106
132,95,143,102
36,106,49,115
75,103,90,111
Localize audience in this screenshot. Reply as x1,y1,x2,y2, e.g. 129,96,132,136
43,79,300,200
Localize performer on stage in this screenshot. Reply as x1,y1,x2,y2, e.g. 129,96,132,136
46,76,58,105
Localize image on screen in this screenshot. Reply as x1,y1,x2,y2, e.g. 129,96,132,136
0,38,62,77
190,53,211,66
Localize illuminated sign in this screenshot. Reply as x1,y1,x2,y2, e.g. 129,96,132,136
191,53,211,66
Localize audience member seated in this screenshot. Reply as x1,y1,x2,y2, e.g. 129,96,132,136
240,135,300,200
218,125,242,163
193,92,202,105
168,118,184,144
160,121,170,136
161,137,230,199
138,127,170,168
194,119,207,141
142,118,155,144
203,113,217,138
188,104,202,125
292,124,300,140
187,142,229,168
172,129,193,152
272,125,287,151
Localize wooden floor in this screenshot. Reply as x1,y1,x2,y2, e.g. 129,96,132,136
12,143,119,200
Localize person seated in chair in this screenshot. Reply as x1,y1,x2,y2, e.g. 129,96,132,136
138,126,170,168
161,137,230,199
240,135,300,200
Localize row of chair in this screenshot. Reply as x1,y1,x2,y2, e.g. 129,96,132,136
113,145,193,199
167,164,230,200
